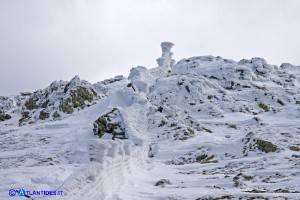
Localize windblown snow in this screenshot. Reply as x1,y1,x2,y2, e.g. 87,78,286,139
1,42,300,200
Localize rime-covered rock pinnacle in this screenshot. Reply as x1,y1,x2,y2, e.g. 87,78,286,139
156,42,176,70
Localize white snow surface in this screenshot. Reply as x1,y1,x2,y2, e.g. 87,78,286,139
1,43,300,200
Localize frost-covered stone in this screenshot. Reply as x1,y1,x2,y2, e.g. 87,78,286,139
0,113,11,121
15,75,100,126
93,108,126,140
128,66,153,93
100,75,126,85
154,179,171,187
0,96,14,112
156,42,176,70
280,62,296,70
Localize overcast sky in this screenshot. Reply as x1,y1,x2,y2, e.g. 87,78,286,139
1,0,300,95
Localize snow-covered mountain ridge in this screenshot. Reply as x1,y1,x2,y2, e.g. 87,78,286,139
0,42,300,200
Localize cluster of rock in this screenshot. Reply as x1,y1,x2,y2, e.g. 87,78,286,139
93,108,126,140
0,75,102,126
17,75,100,126
0,96,13,122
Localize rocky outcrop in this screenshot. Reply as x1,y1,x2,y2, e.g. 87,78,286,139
0,97,14,122
18,76,99,126
0,112,11,121
0,96,14,111
93,108,126,140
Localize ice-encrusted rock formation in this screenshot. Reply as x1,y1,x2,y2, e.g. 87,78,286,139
127,42,176,94
156,42,176,70
0,96,14,112
128,66,153,93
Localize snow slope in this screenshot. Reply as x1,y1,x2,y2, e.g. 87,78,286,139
1,42,300,200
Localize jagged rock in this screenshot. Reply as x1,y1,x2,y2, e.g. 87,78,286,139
0,113,11,121
19,111,30,126
17,76,99,125
100,75,126,85
0,96,14,111
243,133,277,155
256,139,277,153
289,146,300,151
39,110,50,120
154,179,171,187
52,111,61,119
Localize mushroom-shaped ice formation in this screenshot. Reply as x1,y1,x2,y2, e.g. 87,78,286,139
156,42,176,70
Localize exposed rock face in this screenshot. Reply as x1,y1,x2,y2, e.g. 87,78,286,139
0,96,14,111
0,113,11,121
154,179,171,187
93,108,126,140
0,97,14,122
18,76,99,126
99,75,126,85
